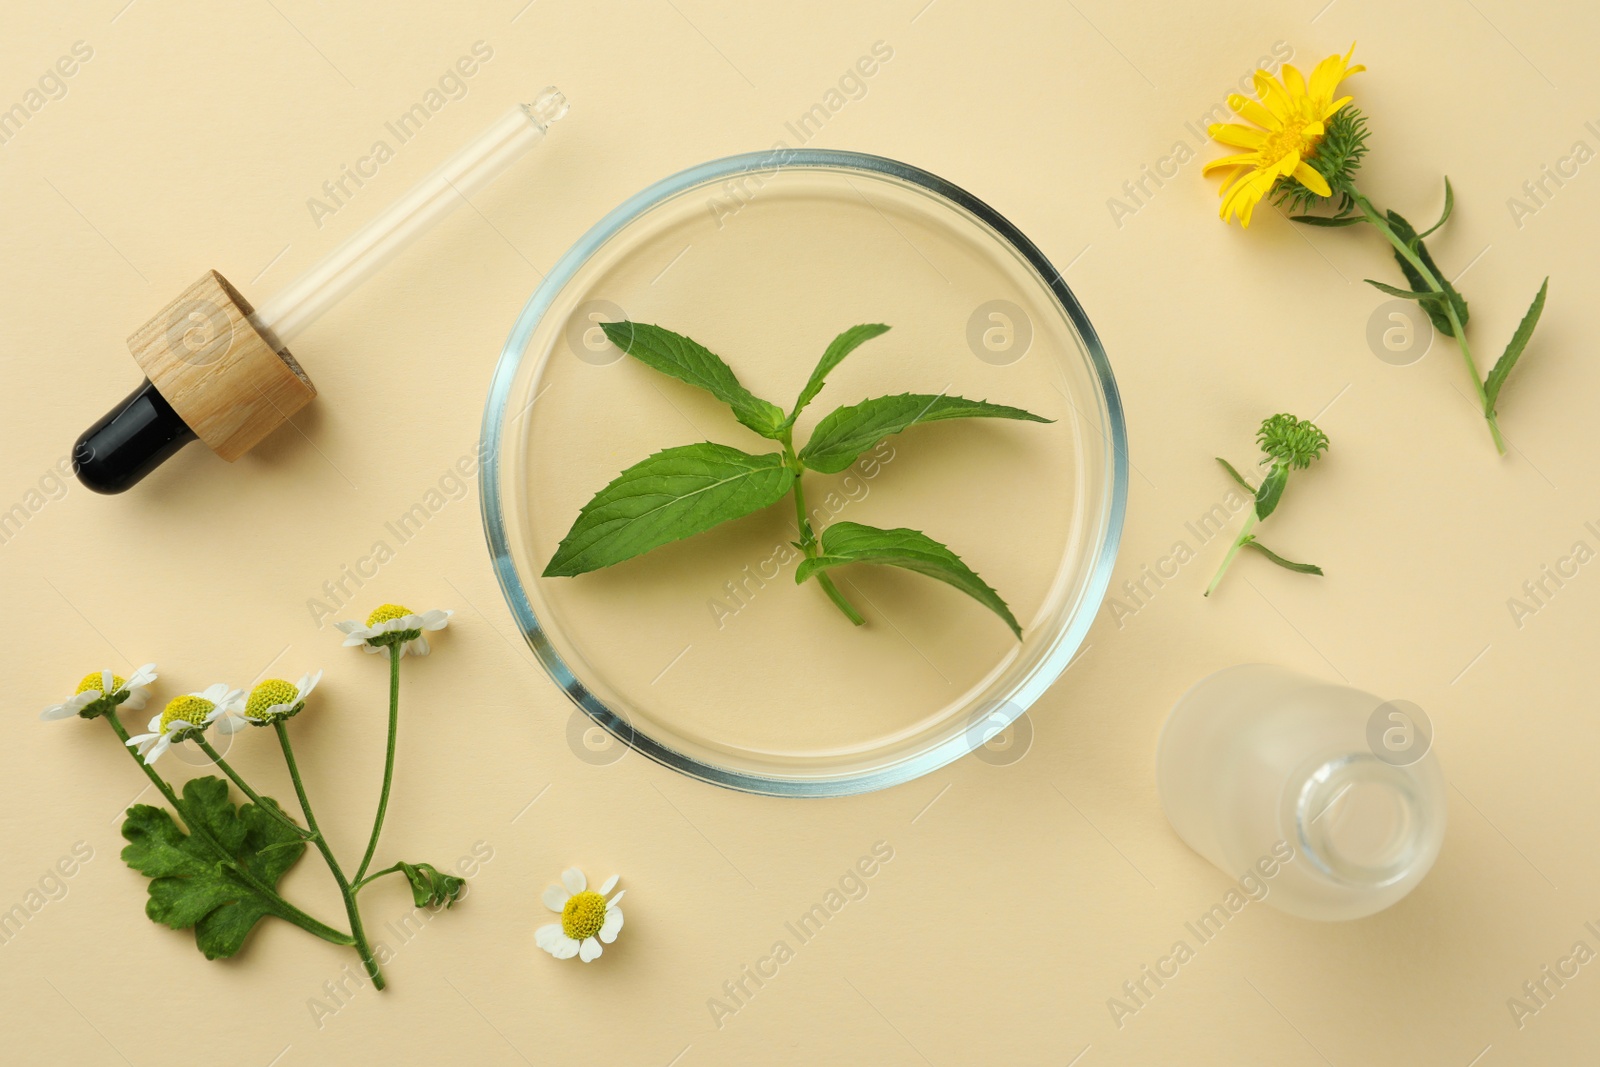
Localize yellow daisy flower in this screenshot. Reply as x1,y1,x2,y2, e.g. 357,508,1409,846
1204,45,1365,226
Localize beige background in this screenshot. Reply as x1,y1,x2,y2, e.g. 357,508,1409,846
2,1,1597,1064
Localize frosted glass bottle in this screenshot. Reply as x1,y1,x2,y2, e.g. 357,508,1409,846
1156,664,1447,921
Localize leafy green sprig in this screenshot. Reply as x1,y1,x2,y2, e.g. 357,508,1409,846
543,322,1053,638
1281,107,1549,455
1206,414,1329,597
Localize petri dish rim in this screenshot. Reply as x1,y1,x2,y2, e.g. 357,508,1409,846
479,148,1128,797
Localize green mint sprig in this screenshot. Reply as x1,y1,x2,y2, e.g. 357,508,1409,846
543,321,1052,638
1205,414,1329,597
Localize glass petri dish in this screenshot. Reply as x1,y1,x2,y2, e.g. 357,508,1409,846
480,150,1126,796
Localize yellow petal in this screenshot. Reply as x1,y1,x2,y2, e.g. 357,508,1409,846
1228,95,1280,131
1293,161,1332,197
1320,97,1352,120
1209,123,1266,148
1281,63,1306,97
1202,152,1258,175
1254,70,1291,120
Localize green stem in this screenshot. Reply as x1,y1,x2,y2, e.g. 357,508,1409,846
1347,184,1507,455
194,736,314,839
783,437,864,625
353,863,405,893
1205,510,1258,597
353,645,402,884
105,712,354,947
274,720,386,990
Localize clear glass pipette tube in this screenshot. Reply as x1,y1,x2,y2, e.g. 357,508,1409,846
248,87,569,347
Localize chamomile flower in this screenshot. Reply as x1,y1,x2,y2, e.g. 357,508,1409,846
334,604,452,657
536,868,624,963
40,663,157,721
221,670,323,732
125,683,243,765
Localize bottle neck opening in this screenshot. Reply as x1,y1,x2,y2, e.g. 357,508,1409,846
1293,755,1430,888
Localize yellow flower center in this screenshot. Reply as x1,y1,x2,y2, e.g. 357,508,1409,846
76,671,125,695
561,891,607,941
247,679,300,720
1260,117,1320,167
366,604,413,627
160,695,215,733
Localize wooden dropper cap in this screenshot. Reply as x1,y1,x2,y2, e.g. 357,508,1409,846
73,270,316,493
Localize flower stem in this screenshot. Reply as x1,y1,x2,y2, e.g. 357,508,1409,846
193,736,315,839
1346,184,1507,455
274,720,387,990
353,863,405,893
784,436,864,625
104,712,354,947
1205,510,1258,597
353,644,402,884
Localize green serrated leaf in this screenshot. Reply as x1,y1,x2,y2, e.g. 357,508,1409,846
120,777,306,960
1364,279,1438,301
787,324,890,427
1242,540,1324,575
1290,213,1364,227
601,321,786,438
1216,457,1257,492
798,393,1052,474
1385,210,1469,336
544,442,794,577
1418,177,1454,238
1253,464,1289,521
399,862,467,909
1484,277,1549,411
795,521,1022,638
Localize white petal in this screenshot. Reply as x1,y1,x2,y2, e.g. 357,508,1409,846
599,874,619,895
607,889,626,907
122,690,149,712
100,670,115,693
40,703,75,720
145,736,172,764
420,609,452,630
535,923,565,953
333,621,362,635
298,670,323,698
406,634,430,657
125,732,158,747
578,937,602,962
542,885,569,912
599,910,623,942
561,868,586,894
199,683,230,703
128,663,159,687
551,935,581,959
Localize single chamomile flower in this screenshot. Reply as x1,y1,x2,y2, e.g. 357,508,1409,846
40,663,158,721
334,604,452,657
536,868,624,963
221,670,323,731
125,683,243,764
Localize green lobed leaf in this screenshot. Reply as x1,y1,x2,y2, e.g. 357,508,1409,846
120,776,306,960
1253,464,1289,521
786,324,891,427
399,862,466,909
543,442,795,577
1418,177,1454,239
1242,539,1324,575
798,393,1052,474
1216,457,1257,492
601,321,787,438
795,521,1022,638
1484,277,1549,411
1385,210,1469,336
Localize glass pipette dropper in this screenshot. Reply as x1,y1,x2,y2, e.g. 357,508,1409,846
73,89,569,493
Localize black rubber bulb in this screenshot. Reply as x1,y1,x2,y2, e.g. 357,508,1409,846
73,379,198,494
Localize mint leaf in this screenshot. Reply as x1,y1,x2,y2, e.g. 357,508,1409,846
798,393,1052,474
1418,177,1453,238
1385,210,1468,336
601,321,786,438
120,776,306,960
1484,277,1548,411
1364,279,1438,301
1242,539,1323,575
544,442,795,577
787,323,890,426
795,521,1022,638
399,862,466,909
